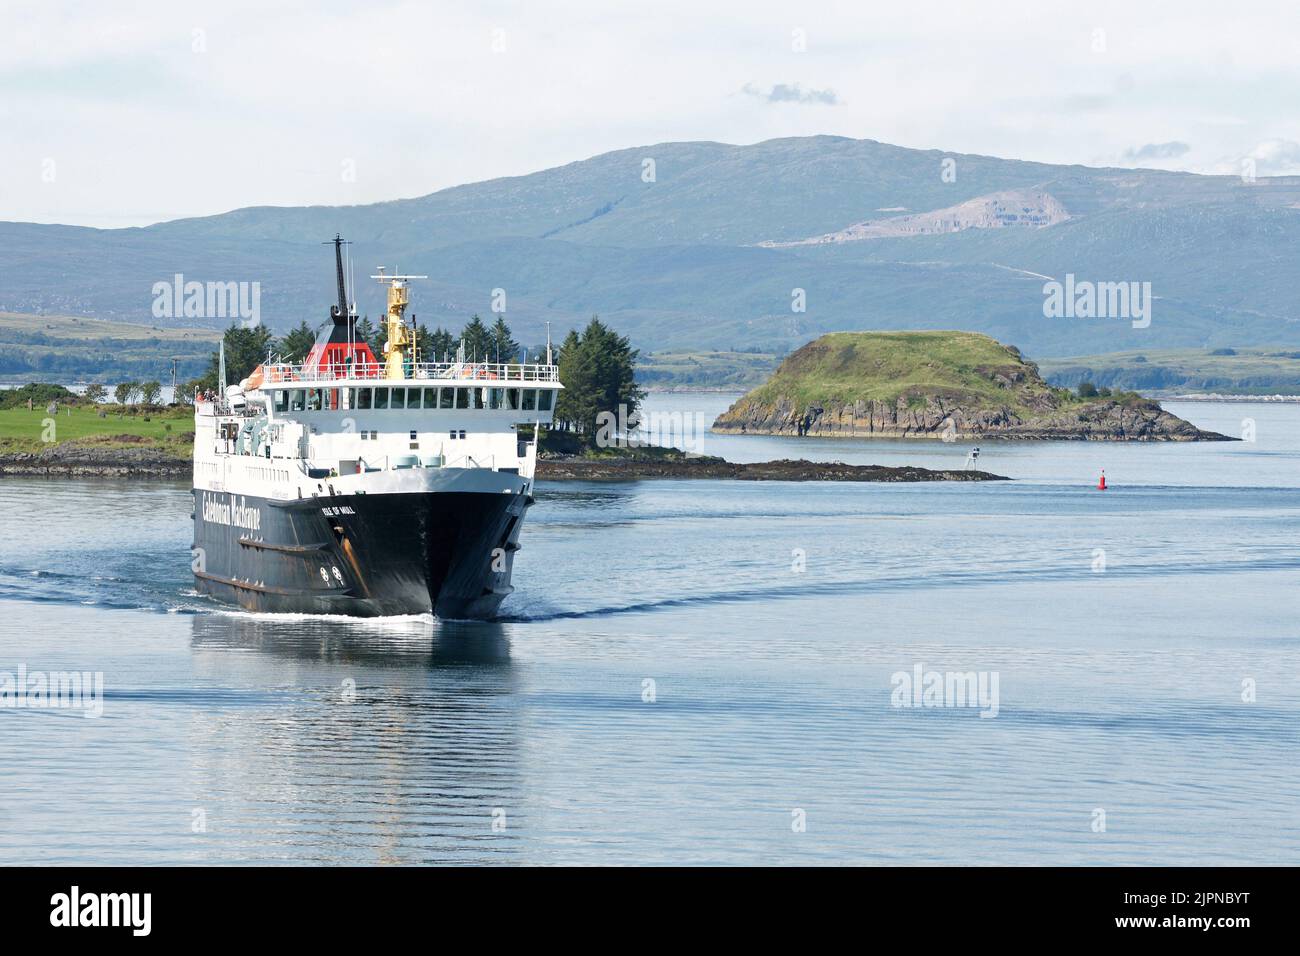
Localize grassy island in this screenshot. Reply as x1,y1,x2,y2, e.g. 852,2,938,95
713,331,1230,441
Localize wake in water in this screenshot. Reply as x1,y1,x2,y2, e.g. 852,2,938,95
500,554,1300,622
8,473,1300,628
7,547,1300,625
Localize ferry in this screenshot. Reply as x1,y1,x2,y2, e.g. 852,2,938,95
191,237,561,618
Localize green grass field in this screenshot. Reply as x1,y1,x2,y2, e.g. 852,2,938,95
743,330,1076,413
0,404,194,455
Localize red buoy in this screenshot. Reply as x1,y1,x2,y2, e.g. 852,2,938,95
1098,470,1107,490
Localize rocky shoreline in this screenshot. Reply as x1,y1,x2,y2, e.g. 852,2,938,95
714,392,1233,441
536,456,1006,482
0,444,189,478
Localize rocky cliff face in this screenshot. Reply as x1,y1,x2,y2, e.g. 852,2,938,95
762,189,1071,247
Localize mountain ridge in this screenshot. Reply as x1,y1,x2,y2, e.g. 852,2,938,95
4,135,1299,359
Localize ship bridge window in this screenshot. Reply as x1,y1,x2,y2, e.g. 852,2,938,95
455,387,470,409
374,388,389,410
472,387,485,409
407,389,422,410
439,388,454,409
422,388,437,409
351,387,372,410
306,389,323,411
289,389,305,412
522,389,537,412
273,390,289,413
505,388,520,410
488,387,504,409
538,389,554,412
391,388,406,410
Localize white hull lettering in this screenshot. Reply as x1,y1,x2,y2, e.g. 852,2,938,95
200,492,263,531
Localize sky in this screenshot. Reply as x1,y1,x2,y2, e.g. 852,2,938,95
3,0,1299,229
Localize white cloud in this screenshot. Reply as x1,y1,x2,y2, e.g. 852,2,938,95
1242,138,1300,175
1123,141,1191,162
742,83,840,105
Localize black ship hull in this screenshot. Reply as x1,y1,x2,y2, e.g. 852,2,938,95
192,487,529,619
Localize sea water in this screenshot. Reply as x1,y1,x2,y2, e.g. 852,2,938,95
0,397,1296,864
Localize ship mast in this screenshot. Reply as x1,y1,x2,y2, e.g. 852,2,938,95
326,234,350,324
302,235,378,374
371,267,427,380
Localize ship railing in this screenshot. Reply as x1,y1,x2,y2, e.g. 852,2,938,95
195,396,261,419
259,360,560,385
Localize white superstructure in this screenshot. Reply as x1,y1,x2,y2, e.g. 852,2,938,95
194,359,561,501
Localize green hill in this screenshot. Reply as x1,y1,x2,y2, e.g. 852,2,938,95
735,331,1059,413
713,331,1229,441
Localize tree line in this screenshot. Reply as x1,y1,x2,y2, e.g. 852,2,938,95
553,318,642,441
106,381,162,405
1,380,165,409
78,381,163,406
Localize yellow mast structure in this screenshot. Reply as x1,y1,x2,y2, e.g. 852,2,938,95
371,267,428,379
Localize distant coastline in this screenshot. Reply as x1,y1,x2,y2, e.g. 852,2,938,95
535,456,1007,482
1160,393,1300,403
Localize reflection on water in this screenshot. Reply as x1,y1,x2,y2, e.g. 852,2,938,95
190,613,514,667
181,614,523,865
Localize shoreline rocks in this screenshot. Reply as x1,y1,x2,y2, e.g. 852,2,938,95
0,443,189,478
712,393,1231,441
536,456,1007,482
